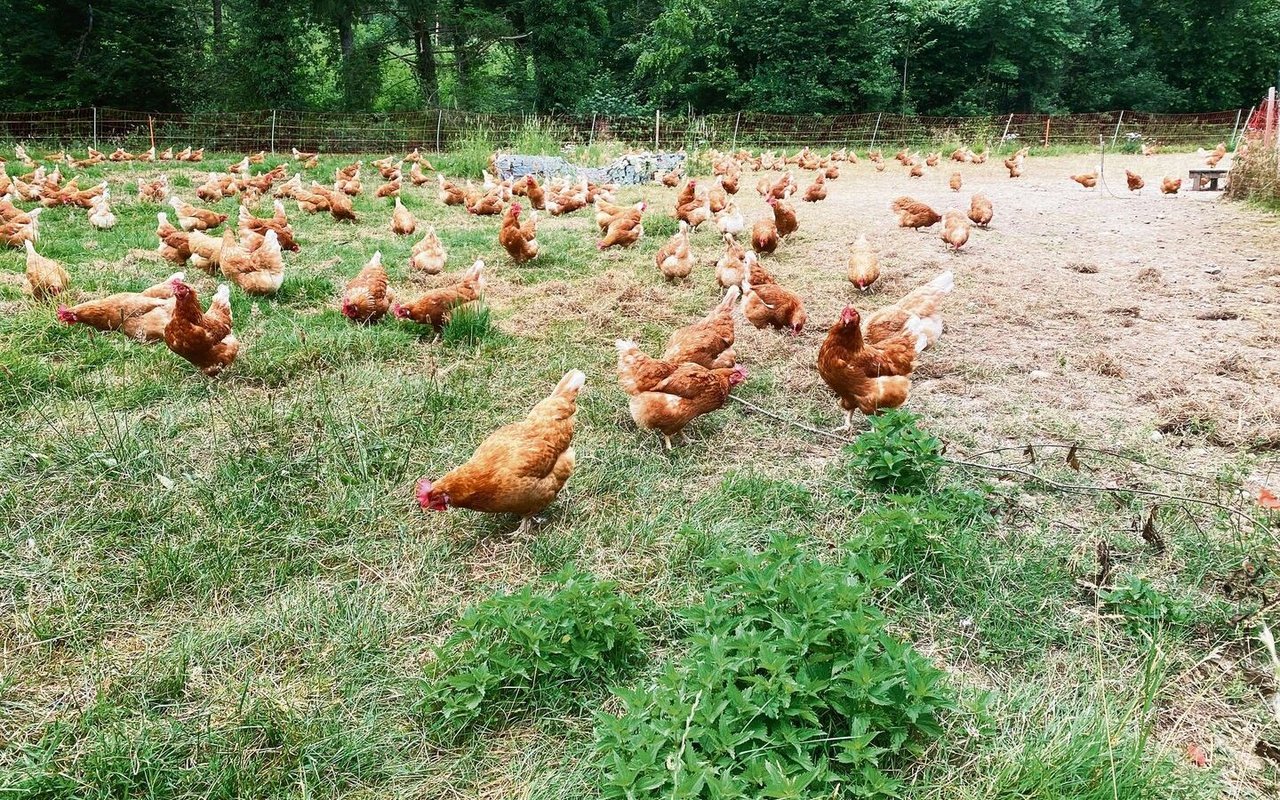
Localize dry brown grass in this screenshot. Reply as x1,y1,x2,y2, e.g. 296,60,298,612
1227,138,1280,204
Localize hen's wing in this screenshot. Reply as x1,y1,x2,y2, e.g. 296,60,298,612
649,363,722,400
200,289,233,341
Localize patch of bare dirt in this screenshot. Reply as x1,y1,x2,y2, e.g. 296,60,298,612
631,153,1280,463
503,152,1280,464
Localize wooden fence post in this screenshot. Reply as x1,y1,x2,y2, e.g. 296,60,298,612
1043,117,1051,147
269,109,277,153
1000,113,1014,148
91,106,98,150
731,111,741,151
870,112,882,149
435,109,443,152
1111,110,1124,148
654,109,660,150
588,112,597,149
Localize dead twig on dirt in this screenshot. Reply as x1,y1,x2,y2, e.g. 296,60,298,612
1232,594,1280,628
729,395,856,444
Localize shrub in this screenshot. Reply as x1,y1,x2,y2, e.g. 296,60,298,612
419,568,644,741
848,410,943,491
595,537,956,799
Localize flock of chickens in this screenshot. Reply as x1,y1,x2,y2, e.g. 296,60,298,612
0,136,1209,533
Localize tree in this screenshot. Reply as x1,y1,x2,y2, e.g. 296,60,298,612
3,0,1277,115
506,0,611,111
632,0,899,113
222,0,309,108
0,0,198,111
1117,0,1280,111
631,0,744,111
81,0,200,110
313,0,376,108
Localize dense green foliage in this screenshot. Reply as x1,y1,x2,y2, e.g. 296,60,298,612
419,567,645,741
2,0,1277,114
595,538,957,798
849,410,944,491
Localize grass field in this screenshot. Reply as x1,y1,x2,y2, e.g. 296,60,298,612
2,144,1279,799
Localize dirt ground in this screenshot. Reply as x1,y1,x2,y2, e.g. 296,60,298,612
522,151,1280,484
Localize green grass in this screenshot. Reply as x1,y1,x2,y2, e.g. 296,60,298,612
1,146,1272,799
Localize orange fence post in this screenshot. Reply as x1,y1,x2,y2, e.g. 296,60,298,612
1043,117,1050,147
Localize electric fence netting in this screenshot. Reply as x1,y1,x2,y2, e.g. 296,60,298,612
0,107,1247,154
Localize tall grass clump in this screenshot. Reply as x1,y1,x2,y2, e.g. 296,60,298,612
1226,139,1280,211
442,301,494,346
511,117,569,156
975,683,1216,799
443,125,497,176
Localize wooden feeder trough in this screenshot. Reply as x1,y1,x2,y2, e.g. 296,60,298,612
1188,168,1228,191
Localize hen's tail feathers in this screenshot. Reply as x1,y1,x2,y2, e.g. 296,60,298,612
554,369,587,397
929,270,955,294
717,285,742,311
745,283,776,311
905,315,929,352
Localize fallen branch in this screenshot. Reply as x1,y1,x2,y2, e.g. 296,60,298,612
729,395,1262,531
729,395,854,444
964,442,1222,485
942,457,1258,529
